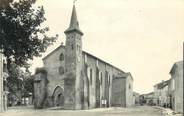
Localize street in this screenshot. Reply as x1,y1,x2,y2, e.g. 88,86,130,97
0,106,174,116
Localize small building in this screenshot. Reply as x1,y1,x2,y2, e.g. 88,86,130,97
111,73,134,107
169,61,183,113
140,92,155,106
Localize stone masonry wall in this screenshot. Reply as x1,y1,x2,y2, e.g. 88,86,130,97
174,62,183,113
82,52,127,108
111,77,126,107
43,46,65,98
125,75,134,107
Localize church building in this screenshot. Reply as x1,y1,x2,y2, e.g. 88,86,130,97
34,4,134,110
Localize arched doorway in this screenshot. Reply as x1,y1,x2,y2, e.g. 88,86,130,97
52,86,64,107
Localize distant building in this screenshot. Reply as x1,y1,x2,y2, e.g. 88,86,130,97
169,61,183,113
168,76,175,109
133,92,140,105
140,92,155,106
34,5,134,110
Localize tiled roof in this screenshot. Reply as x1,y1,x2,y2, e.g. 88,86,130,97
156,80,170,89
169,61,183,74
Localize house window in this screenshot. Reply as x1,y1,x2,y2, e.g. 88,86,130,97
59,53,64,61
90,68,93,85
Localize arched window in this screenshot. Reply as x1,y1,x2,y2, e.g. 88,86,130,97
108,75,110,85
100,72,103,85
90,68,93,85
59,53,64,61
59,66,64,75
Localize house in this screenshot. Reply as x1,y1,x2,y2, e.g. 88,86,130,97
169,61,183,113
154,80,170,107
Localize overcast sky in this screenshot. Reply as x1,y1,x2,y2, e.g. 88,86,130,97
30,0,184,94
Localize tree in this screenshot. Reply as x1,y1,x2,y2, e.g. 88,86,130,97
0,0,58,68
24,75,34,96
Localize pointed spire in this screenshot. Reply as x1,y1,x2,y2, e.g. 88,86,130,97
64,5,83,35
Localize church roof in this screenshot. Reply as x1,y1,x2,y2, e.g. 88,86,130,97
83,51,126,74
64,5,83,35
42,45,65,60
112,72,133,81
42,45,128,76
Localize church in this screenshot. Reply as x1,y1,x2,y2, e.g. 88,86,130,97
33,4,134,110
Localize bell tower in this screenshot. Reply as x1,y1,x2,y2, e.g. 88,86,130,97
64,4,83,110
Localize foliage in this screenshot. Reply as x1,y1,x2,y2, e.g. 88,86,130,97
24,75,34,96
6,62,34,99
0,0,58,68
6,63,23,94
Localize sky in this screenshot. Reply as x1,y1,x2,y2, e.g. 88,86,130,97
29,0,184,94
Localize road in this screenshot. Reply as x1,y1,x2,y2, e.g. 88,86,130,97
0,106,176,116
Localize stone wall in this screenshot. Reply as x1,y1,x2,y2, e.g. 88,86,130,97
173,62,183,113
111,77,126,107
34,70,48,109
41,46,133,109
125,74,134,107
82,52,130,108
43,46,65,98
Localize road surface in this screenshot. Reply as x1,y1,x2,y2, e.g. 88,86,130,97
0,106,178,116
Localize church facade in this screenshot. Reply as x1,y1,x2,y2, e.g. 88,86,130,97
34,5,134,110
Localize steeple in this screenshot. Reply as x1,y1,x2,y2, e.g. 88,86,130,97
64,5,83,35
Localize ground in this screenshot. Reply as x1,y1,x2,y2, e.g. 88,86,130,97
0,106,182,116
